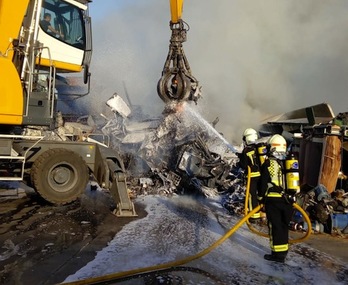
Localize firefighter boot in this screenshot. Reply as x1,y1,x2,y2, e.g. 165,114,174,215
264,252,286,263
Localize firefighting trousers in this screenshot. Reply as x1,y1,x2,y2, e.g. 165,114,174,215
249,177,261,218
265,196,293,256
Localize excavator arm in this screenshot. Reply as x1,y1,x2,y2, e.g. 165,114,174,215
157,0,201,104
169,0,184,23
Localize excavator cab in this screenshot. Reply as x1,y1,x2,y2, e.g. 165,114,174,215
38,0,92,73
0,0,91,128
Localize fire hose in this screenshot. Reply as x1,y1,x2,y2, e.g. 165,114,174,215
244,166,312,243
60,174,311,285
61,206,263,285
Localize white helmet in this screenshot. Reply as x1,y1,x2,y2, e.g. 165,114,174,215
243,128,258,145
268,134,287,153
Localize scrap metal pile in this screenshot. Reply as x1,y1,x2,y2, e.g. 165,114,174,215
58,98,348,235
295,184,348,234
74,94,240,198
55,93,249,210
257,105,348,235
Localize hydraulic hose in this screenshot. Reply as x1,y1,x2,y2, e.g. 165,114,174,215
244,166,312,244
60,206,262,285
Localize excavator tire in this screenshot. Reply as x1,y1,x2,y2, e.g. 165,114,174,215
30,148,89,205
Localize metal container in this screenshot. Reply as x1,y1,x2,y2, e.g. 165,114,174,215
329,213,348,233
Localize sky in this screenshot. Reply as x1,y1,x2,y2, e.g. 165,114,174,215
84,0,348,143
63,195,347,284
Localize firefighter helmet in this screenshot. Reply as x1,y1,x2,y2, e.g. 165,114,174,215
268,134,287,153
243,128,258,145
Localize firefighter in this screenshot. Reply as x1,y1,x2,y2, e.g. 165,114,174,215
257,134,294,263
170,76,179,96
239,128,261,221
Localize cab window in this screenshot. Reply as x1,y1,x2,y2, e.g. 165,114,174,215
40,0,86,50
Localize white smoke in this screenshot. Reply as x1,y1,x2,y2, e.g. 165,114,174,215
85,0,348,143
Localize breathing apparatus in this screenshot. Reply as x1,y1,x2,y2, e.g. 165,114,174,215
267,134,300,194
284,153,300,194
256,142,267,165
273,153,301,197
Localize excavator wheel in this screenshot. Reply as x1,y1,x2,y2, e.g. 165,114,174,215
157,72,191,103
30,148,89,205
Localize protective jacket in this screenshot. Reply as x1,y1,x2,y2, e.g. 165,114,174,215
239,145,261,219
257,157,285,199
239,145,260,178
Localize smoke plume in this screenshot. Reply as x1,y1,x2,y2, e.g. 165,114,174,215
85,0,348,144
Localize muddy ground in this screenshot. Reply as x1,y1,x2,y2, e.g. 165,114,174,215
0,184,145,285
0,184,347,285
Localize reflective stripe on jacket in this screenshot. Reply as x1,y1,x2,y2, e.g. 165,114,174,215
267,158,284,187
246,149,260,177
267,191,282,198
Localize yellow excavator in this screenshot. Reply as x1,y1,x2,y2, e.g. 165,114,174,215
0,0,196,213
0,0,92,127
0,0,136,216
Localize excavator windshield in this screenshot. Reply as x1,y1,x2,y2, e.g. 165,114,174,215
40,0,86,50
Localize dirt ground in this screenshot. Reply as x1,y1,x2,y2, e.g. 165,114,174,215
291,230,348,265
0,185,146,285
0,184,347,285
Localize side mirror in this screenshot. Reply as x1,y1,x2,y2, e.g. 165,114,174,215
83,64,90,84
